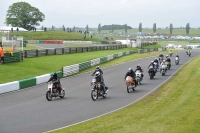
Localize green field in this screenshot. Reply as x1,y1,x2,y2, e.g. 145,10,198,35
49,54,200,133
4,31,104,41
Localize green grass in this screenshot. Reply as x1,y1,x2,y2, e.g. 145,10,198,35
6,31,105,41
0,44,174,84
49,54,200,133
141,44,162,49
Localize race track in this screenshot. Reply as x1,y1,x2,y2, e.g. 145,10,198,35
0,50,199,133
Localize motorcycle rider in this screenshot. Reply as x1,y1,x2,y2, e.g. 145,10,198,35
94,71,107,93
48,73,62,95
148,61,156,76
160,60,167,73
154,58,159,69
125,68,138,86
175,54,180,60
92,66,108,91
92,66,103,75
158,53,164,63
135,64,144,78
166,55,171,63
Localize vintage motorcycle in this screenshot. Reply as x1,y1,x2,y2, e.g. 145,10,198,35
149,66,155,80
175,57,179,65
125,76,136,93
91,78,108,101
135,70,142,85
160,64,167,76
46,82,65,101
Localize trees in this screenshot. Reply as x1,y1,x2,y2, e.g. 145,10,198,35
5,2,45,30
86,25,89,33
62,25,65,31
101,24,132,30
73,26,75,32
186,23,190,35
125,24,127,33
153,23,156,33
139,23,142,32
111,24,114,33
170,23,173,34
98,23,101,34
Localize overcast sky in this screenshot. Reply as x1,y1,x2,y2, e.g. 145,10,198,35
1,0,200,28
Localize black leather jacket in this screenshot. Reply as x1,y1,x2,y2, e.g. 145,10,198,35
125,70,136,80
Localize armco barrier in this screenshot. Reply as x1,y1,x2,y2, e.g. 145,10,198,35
79,61,91,71
36,74,51,85
100,57,107,63
90,58,100,66
19,78,36,89
63,64,79,77
0,81,19,94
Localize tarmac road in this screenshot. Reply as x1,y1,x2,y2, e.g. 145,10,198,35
0,50,199,133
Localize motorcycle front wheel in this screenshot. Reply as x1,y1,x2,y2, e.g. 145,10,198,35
46,91,52,101
91,90,98,101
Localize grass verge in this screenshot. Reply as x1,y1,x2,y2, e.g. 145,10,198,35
49,54,200,133
0,47,176,84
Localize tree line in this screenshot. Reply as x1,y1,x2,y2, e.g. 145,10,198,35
5,2,191,35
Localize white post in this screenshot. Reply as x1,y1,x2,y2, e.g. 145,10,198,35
12,37,13,51
22,37,23,51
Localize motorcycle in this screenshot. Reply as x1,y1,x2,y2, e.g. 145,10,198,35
160,64,167,76
135,70,142,85
170,52,173,57
159,57,164,64
175,57,179,65
188,52,191,57
125,76,136,93
166,61,171,70
91,78,108,101
46,82,65,101
149,66,155,80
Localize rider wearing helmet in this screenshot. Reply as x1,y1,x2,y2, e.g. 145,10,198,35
160,60,167,73
176,54,180,60
92,66,103,75
154,58,159,64
148,61,156,76
158,53,164,63
92,66,108,92
94,71,107,93
48,73,62,95
135,64,144,78
125,68,138,86
166,55,171,63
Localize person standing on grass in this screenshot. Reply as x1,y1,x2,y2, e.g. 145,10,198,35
0,45,5,64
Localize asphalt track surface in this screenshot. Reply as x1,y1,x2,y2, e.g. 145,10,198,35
31,44,67,49
0,50,199,133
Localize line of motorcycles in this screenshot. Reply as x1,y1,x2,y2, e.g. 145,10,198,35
46,56,180,101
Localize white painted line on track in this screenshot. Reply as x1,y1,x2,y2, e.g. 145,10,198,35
45,53,199,133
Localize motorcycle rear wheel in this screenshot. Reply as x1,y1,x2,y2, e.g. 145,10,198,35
59,90,65,98
91,90,98,101
46,91,52,101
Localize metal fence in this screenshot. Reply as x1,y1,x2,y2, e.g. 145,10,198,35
23,45,128,58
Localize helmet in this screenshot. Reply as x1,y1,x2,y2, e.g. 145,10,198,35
96,66,99,69
95,71,100,77
53,72,58,79
155,58,157,60
129,68,132,71
137,64,140,67
163,60,165,62
166,55,168,58
151,61,154,63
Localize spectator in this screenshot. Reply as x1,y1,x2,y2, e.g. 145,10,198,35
0,45,5,64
